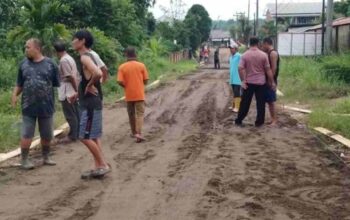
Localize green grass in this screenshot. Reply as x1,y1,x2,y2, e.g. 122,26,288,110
280,53,350,138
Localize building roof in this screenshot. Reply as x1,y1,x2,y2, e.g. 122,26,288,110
266,2,322,17
288,26,315,33
210,30,231,39
306,17,350,31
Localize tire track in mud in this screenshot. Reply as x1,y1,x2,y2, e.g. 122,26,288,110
194,120,350,220
17,182,108,220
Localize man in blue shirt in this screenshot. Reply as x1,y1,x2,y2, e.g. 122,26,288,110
229,45,241,113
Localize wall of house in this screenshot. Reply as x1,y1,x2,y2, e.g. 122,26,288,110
335,25,350,52
278,32,322,56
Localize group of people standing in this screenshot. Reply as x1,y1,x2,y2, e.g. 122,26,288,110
229,36,280,127
12,30,148,179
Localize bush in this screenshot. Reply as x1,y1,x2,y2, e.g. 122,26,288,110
0,57,18,91
87,27,123,73
322,53,350,83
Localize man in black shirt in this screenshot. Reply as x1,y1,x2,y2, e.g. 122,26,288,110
262,37,280,126
12,38,60,170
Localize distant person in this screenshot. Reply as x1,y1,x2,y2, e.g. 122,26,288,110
229,44,241,113
72,30,110,179
235,36,276,127
54,41,80,143
204,47,209,63
12,38,60,169
262,37,280,126
117,47,149,143
214,47,220,69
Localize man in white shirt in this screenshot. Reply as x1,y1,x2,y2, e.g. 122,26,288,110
54,41,80,142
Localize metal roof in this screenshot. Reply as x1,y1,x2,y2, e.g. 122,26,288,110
210,30,231,39
266,2,322,17
306,17,350,31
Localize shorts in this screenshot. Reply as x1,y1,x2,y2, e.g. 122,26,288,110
21,116,53,140
266,88,277,103
79,109,102,140
231,84,242,97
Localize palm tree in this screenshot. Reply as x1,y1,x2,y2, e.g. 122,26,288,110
7,0,70,55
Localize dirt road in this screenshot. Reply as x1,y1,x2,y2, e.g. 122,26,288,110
1,56,350,220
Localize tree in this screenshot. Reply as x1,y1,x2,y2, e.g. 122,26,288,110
160,0,187,21
7,0,70,55
146,12,157,36
258,21,276,39
184,14,201,50
185,4,212,43
130,0,155,22
334,0,350,17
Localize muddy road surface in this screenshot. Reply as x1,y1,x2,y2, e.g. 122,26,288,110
1,61,350,220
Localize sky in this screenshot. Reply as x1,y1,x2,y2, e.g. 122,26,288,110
150,0,325,20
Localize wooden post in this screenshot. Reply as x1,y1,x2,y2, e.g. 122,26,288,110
303,33,306,55
290,33,293,56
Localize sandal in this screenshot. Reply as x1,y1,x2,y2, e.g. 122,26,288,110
91,167,111,178
81,170,94,180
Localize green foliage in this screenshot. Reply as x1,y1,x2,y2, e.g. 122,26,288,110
259,21,277,39
185,4,212,42
280,56,349,102
334,0,350,17
87,27,123,72
7,0,70,55
0,57,17,91
309,100,350,139
212,20,236,31
322,53,350,84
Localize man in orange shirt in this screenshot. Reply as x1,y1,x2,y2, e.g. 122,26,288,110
117,47,149,143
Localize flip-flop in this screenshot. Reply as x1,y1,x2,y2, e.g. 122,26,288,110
91,167,111,179
81,170,94,180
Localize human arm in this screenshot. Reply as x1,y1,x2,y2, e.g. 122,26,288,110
238,56,248,89
265,66,276,91
143,65,149,85
11,86,22,108
101,66,109,84
117,67,125,88
61,60,78,92
239,66,248,89
270,51,278,78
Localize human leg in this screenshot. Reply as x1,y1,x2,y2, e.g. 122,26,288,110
235,85,254,125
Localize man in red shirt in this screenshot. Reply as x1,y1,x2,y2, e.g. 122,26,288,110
117,47,149,142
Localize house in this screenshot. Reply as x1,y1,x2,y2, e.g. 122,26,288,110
209,30,231,47
306,17,350,52
266,2,322,27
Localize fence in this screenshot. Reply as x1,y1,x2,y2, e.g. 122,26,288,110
169,50,190,63
277,32,322,56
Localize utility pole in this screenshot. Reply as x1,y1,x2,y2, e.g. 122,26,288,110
321,0,326,55
325,0,334,54
256,0,259,36
248,0,250,25
275,0,278,47
253,13,256,35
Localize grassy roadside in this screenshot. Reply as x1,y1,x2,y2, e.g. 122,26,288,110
279,53,350,138
0,59,197,153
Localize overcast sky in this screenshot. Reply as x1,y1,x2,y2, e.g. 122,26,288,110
150,0,324,20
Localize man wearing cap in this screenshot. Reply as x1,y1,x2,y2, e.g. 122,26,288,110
229,44,241,113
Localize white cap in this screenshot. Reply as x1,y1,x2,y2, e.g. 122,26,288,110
230,39,238,48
